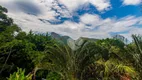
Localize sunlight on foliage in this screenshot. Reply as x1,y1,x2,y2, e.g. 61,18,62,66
8,68,32,80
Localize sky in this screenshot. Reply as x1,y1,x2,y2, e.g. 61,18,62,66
0,0,142,40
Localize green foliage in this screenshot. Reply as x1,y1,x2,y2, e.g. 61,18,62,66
95,38,125,49
94,59,138,80
8,68,32,80
0,6,8,13
0,5,13,26
46,72,61,80
45,39,115,80
125,35,142,79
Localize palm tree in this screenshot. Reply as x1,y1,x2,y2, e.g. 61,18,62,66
40,37,138,80
44,38,104,80
32,37,139,80
83,38,139,80
126,35,142,79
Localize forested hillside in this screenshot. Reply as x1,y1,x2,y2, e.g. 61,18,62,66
0,5,142,80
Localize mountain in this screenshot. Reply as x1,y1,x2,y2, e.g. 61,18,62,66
50,32,71,44
50,32,98,45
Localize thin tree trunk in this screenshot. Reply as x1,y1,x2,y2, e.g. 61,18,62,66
32,67,38,80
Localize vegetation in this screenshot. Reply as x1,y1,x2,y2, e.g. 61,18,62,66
0,5,142,80
8,68,32,80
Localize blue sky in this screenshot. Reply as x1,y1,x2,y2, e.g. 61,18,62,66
0,0,142,40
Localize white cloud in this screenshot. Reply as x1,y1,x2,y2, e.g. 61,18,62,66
0,0,142,41
90,0,111,11
80,14,142,40
120,27,142,41
0,0,111,22
59,0,111,11
35,0,72,21
123,0,141,5
80,14,100,26
38,0,111,12
5,9,142,40
138,21,142,25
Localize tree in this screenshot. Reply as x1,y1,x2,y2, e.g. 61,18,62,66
125,35,142,79
38,38,106,80
0,5,13,26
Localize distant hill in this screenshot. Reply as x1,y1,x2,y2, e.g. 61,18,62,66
50,32,99,44
50,32,71,44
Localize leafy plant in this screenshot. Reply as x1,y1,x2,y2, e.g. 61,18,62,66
94,59,138,80
46,72,61,80
42,38,106,80
7,68,32,80
126,35,142,79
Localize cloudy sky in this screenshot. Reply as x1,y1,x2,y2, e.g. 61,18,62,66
0,0,142,40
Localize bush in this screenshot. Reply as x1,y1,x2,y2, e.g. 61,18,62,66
7,68,32,80
46,72,61,80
